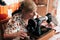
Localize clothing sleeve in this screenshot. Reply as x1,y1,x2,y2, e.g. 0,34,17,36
4,14,27,34
4,14,21,34
4,20,21,34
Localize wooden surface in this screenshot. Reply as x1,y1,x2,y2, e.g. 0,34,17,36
37,29,55,40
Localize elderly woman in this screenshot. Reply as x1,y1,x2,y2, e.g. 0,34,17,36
3,0,37,40
3,0,57,40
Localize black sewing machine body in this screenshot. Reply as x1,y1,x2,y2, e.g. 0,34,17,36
27,13,52,38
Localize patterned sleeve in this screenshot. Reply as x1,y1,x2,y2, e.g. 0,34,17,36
4,13,27,34
4,14,21,34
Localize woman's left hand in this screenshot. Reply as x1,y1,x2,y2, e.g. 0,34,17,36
49,22,55,29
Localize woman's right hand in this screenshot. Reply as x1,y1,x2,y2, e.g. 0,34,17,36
17,30,28,39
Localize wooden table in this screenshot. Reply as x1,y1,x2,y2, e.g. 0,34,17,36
37,29,55,40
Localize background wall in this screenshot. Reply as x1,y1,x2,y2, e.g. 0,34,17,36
56,0,60,25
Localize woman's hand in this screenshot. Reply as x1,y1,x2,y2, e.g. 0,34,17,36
41,20,48,26
40,21,55,29
17,30,27,39
49,22,55,29
4,29,28,39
